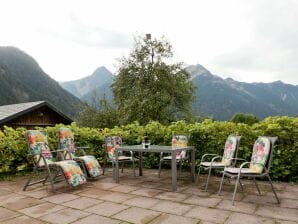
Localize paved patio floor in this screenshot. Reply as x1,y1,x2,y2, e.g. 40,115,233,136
0,168,297,224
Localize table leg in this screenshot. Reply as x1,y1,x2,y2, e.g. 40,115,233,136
139,152,143,176
191,148,195,182
115,152,119,183
171,151,177,191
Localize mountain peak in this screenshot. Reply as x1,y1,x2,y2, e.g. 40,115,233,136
185,64,211,79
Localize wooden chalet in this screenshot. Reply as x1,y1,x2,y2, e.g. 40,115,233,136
0,101,73,129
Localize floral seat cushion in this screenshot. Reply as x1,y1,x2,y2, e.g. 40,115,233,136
171,135,188,159
58,128,102,178
221,136,237,166
26,130,86,187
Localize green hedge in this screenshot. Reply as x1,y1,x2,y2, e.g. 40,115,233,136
0,116,297,182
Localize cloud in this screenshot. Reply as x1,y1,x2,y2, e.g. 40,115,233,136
211,0,298,84
41,13,133,49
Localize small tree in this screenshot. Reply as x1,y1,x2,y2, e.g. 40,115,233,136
112,35,195,125
76,93,119,128
230,113,259,125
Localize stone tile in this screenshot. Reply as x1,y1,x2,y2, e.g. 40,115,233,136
111,184,140,193
131,188,163,197
272,190,298,200
19,202,65,218
99,192,136,203
280,198,298,209
123,196,161,209
113,207,161,224
42,193,79,204
3,197,43,210
242,194,280,206
62,197,103,209
184,195,222,207
149,213,199,224
284,184,298,192
255,205,298,222
152,200,193,215
39,207,89,224
155,191,191,202
275,220,298,224
79,188,112,199
85,201,129,216
0,207,20,222
216,199,257,214
182,186,212,197
0,194,26,206
91,181,119,190
19,189,54,199
185,206,231,224
72,214,121,224
225,212,274,224
0,215,46,224
212,190,244,201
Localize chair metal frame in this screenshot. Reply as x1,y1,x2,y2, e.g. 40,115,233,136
23,130,85,192
158,134,190,178
103,136,137,179
58,128,102,179
218,136,280,205
196,135,242,191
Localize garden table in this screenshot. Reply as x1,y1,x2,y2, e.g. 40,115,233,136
115,145,196,191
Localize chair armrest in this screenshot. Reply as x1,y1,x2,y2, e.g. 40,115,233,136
201,154,218,162
211,155,222,162
75,147,87,156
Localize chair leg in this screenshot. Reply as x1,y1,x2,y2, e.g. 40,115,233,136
132,159,136,177
179,160,182,178
121,163,124,173
253,178,261,195
112,163,115,180
158,160,162,178
239,179,244,191
204,166,212,191
267,174,280,204
218,171,225,195
196,166,202,184
232,174,241,205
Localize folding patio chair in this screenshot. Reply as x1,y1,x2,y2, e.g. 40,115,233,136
58,128,103,179
103,136,136,178
158,134,189,178
218,136,280,205
196,135,241,191
23,130,86,192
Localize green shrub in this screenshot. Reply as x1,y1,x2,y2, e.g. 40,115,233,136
0,116,297,182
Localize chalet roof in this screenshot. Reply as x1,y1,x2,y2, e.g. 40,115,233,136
0,101,73,125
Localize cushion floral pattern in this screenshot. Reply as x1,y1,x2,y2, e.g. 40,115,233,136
105,136,122,159
221,136,237,166
249,137,270,173
26,130,86,187
58,128,102,178
172,135,188,159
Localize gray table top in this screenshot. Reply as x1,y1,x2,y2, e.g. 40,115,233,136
117,145,195,153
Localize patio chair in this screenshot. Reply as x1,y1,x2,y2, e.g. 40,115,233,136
158,134,189,178
23,130,86,192
58,128,103,179
196,135,241,191
103,136,137,178
218,136,280,205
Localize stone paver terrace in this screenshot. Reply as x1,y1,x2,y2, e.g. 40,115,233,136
0,168,297,224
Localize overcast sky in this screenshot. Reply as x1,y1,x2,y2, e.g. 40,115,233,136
1,0,297,84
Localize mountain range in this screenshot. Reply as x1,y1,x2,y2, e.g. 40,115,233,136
61,64,298,120
0,46,297,120
0,46,83,118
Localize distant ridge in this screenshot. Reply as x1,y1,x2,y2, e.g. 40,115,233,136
60,63,298,120
0,46,83,118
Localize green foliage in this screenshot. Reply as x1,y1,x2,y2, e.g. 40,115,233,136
112,35,195,125
230,113,259,125
0,116,297,182
76,94,120,128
